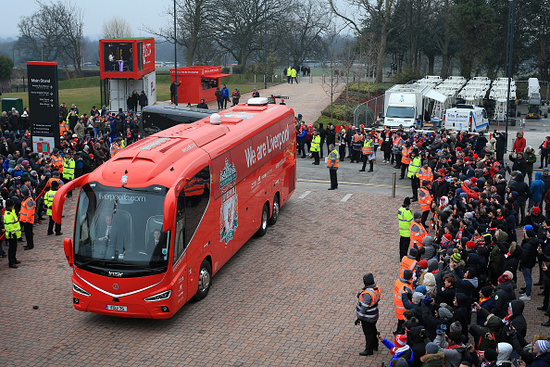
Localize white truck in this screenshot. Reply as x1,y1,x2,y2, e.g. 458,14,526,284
443,105,489,132
383,84,446,128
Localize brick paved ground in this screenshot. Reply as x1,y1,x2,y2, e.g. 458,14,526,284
1,157,549,366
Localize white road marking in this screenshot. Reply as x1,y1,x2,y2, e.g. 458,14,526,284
341,194,353,202
298,191,311,199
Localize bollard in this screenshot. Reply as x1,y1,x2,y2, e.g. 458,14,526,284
309,75,312,83
254,74,257,83
322,74,325,84
392,172,396,197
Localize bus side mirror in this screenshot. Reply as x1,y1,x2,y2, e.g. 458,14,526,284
64,238,73,267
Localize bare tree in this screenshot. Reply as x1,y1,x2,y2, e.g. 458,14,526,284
102,18,133,39
210,0,289,67
146,0,215,66
330,0,397,83
18,0,84,76
285,0,330,65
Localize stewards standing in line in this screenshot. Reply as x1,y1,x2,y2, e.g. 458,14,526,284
4,199,21,268
327,144,339,190
20,187,35,251
355,273,381,356
397,197,413,259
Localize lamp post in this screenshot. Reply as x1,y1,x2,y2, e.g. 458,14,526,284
174,0,178,106
504,0,516,153
264,0,267,90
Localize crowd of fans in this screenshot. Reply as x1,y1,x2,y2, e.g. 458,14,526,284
0,103,138,258
353,126,550,366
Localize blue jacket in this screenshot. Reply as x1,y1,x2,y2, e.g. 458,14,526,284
222,87,229,98
297,128,307,142
381,338,414,366
530,171,545,202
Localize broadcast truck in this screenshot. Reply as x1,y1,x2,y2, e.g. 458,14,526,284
443,105,489,132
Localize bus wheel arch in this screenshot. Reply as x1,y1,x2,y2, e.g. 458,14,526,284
256,202,269,237
193,257,212,301
269,193,280,226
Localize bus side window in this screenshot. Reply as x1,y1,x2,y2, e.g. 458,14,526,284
173,191,186,265
184,166,211,246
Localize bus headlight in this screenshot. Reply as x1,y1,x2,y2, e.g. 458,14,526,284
73,283,91,296
144,290,172,302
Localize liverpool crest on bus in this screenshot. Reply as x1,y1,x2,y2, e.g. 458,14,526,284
220,159,238,244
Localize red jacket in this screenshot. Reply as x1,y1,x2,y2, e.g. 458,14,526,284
512,137,526,154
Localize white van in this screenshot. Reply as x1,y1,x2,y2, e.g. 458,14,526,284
443,105,489,132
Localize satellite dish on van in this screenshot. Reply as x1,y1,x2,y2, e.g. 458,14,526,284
210,113,222,125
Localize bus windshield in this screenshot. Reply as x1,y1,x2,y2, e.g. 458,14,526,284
74,182,170,276
386,106,415,119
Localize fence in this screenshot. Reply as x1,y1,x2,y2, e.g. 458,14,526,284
353,94,385,127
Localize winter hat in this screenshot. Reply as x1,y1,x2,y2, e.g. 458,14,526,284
414,212,422,220
422,236,434,245
412,292,424,303
532,207,541,215
450,321,462,334
466,241,476,250
535,340,550,354
427,259,438,272
524,224,534,232
423,273,436,293
392,359,409,367
451,253,462,263
484,348,498,362
409,248,419,258
21,160,29,166
415,285,427,295
498,274,511,284
394,334,407,348
526,229,536,238
481,285,493,298
503,270,514,280
438,307,453,319
425,342,439,354
418,260,428,269
403,269,413,280
363,273,375,287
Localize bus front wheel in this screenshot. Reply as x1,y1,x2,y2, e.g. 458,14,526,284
256,203,269,237
269,194,280,226
193,259,212,301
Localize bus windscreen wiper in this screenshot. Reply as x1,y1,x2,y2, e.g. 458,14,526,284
121,185,153,192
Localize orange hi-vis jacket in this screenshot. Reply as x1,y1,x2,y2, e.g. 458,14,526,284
401,146,412,164
409,221,427,250
400,255,417,278
418,167,433,183
418,187,432,212
51,155,64,172
394,278,413,320
19,197,35,224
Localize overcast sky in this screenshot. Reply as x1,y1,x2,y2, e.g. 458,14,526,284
0,0,170,38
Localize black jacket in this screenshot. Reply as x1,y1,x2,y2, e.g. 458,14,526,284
520,237,541,269
493,281,516,318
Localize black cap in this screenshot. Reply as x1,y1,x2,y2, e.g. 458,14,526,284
403,269,413,280
409,248,418,258
414,212,422,219
363,273,375,286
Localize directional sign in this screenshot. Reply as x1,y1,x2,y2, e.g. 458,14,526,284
27,62,60,151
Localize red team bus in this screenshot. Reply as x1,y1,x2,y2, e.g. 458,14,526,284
52,98,297,318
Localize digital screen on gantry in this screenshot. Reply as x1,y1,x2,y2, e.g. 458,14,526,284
103,42,134,73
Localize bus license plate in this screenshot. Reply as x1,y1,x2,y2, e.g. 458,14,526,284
106,305,127,312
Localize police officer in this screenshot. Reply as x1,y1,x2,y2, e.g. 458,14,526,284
45,180,62,236
408,149,421,201
355,273,381,356
20,187,35,250
397,197,413,259
62,150,75,197
327,144,339,190
360,133,374,172
310,129,321,165
4,199,21,268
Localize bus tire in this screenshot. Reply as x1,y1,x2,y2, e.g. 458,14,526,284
269,194,280,226
193,259,212,301
256,203,269,237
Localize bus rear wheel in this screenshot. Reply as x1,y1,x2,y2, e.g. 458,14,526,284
269,194,280,226
193,259,212,301
256,203,269,237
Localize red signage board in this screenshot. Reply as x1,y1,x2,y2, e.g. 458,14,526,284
99,38,155,80
170,66,231,104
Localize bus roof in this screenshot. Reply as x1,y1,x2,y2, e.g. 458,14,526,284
88,103,294,189
142,105,217,118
